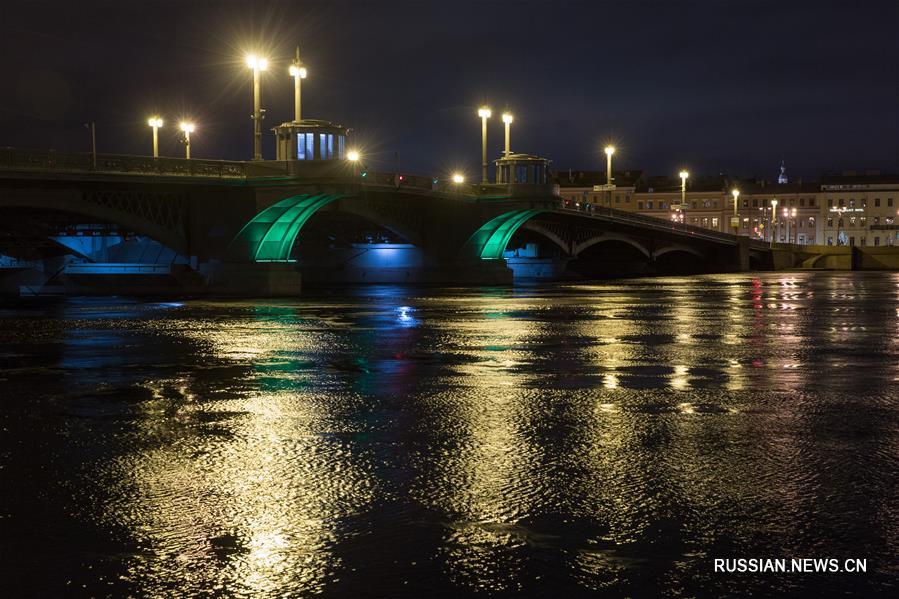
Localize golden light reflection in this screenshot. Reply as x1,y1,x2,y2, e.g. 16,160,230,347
670,365,690,391
412,294,544,592
101,308,377,596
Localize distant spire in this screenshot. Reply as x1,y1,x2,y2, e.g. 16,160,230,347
778,158,788,184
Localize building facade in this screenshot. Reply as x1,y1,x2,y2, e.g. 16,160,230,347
553,168,899,247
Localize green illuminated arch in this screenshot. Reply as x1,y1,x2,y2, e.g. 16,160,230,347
229,193,345,262
461,209,544,260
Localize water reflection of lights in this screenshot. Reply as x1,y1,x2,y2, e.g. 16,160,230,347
670,365,690,390
395,305,419,328
100,307,379,596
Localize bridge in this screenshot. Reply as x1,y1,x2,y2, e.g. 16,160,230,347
0,146,770,296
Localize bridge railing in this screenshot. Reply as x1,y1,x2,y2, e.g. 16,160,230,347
0,147,251,179
561,202,749,245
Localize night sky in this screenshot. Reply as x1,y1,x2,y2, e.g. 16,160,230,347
2,0,897,180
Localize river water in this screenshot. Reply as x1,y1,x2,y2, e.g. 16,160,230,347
1,272,897,597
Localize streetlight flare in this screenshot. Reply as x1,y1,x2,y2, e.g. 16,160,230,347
347,150,360,162
604,145,615,156
180,122,195,133
502,112,513,124
289,65,307,78
478,107,491,119
679,170,689,180
452,173,465,184
245,54,268,70
147,117,163,128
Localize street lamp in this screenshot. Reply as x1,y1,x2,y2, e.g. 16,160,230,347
288,46,307,123
604,145,616,212
179,122,194,159
604,146,615,186
452,173,465,184
679,170,689,202
678,170,689,223
731,188,740,234
246,53,269,161
478,107,491,183
790,207,798,244
147,116,163,158
347,149,360,176
502,112,513,157
770,198,778,246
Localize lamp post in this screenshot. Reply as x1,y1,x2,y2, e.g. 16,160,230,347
347,149,360,177
501,112,513,157
288,47,307,123
679,170,689,224
782,208,788,243
147,117,163,158
770,198,778,246
180,122,194,159
731,188,740,234
246,54,269,161
478,107,491,183
604,145,615,213
790,207,798,244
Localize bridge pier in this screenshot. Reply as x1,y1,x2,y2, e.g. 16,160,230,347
299,258,513,286
200,262,302,296
735,236,751,271
505,256,571,280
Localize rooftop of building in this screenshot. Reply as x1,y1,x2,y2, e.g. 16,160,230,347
273,118,347,131
637,174,728,193
552,169,643,188
495,153,551,164
728,178,821,194
820,171,899,186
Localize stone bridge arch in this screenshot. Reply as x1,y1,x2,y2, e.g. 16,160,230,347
518,220,574,256
574,233,652,260
652,244,706,261
0,188,188,256
458,209,545,260
228,191,427,262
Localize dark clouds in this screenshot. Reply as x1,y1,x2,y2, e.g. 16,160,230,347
1,0,896,179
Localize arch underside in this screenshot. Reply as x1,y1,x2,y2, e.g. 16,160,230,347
574,234,651,259
462,209,544,260
0,196,188,258
229,193,346,262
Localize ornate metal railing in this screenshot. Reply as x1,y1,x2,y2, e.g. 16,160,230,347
560,202,758,246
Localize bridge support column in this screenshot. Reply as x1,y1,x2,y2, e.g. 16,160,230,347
200,262,302,296
300,258,513,286
735,236,751,271
504,256,572,281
